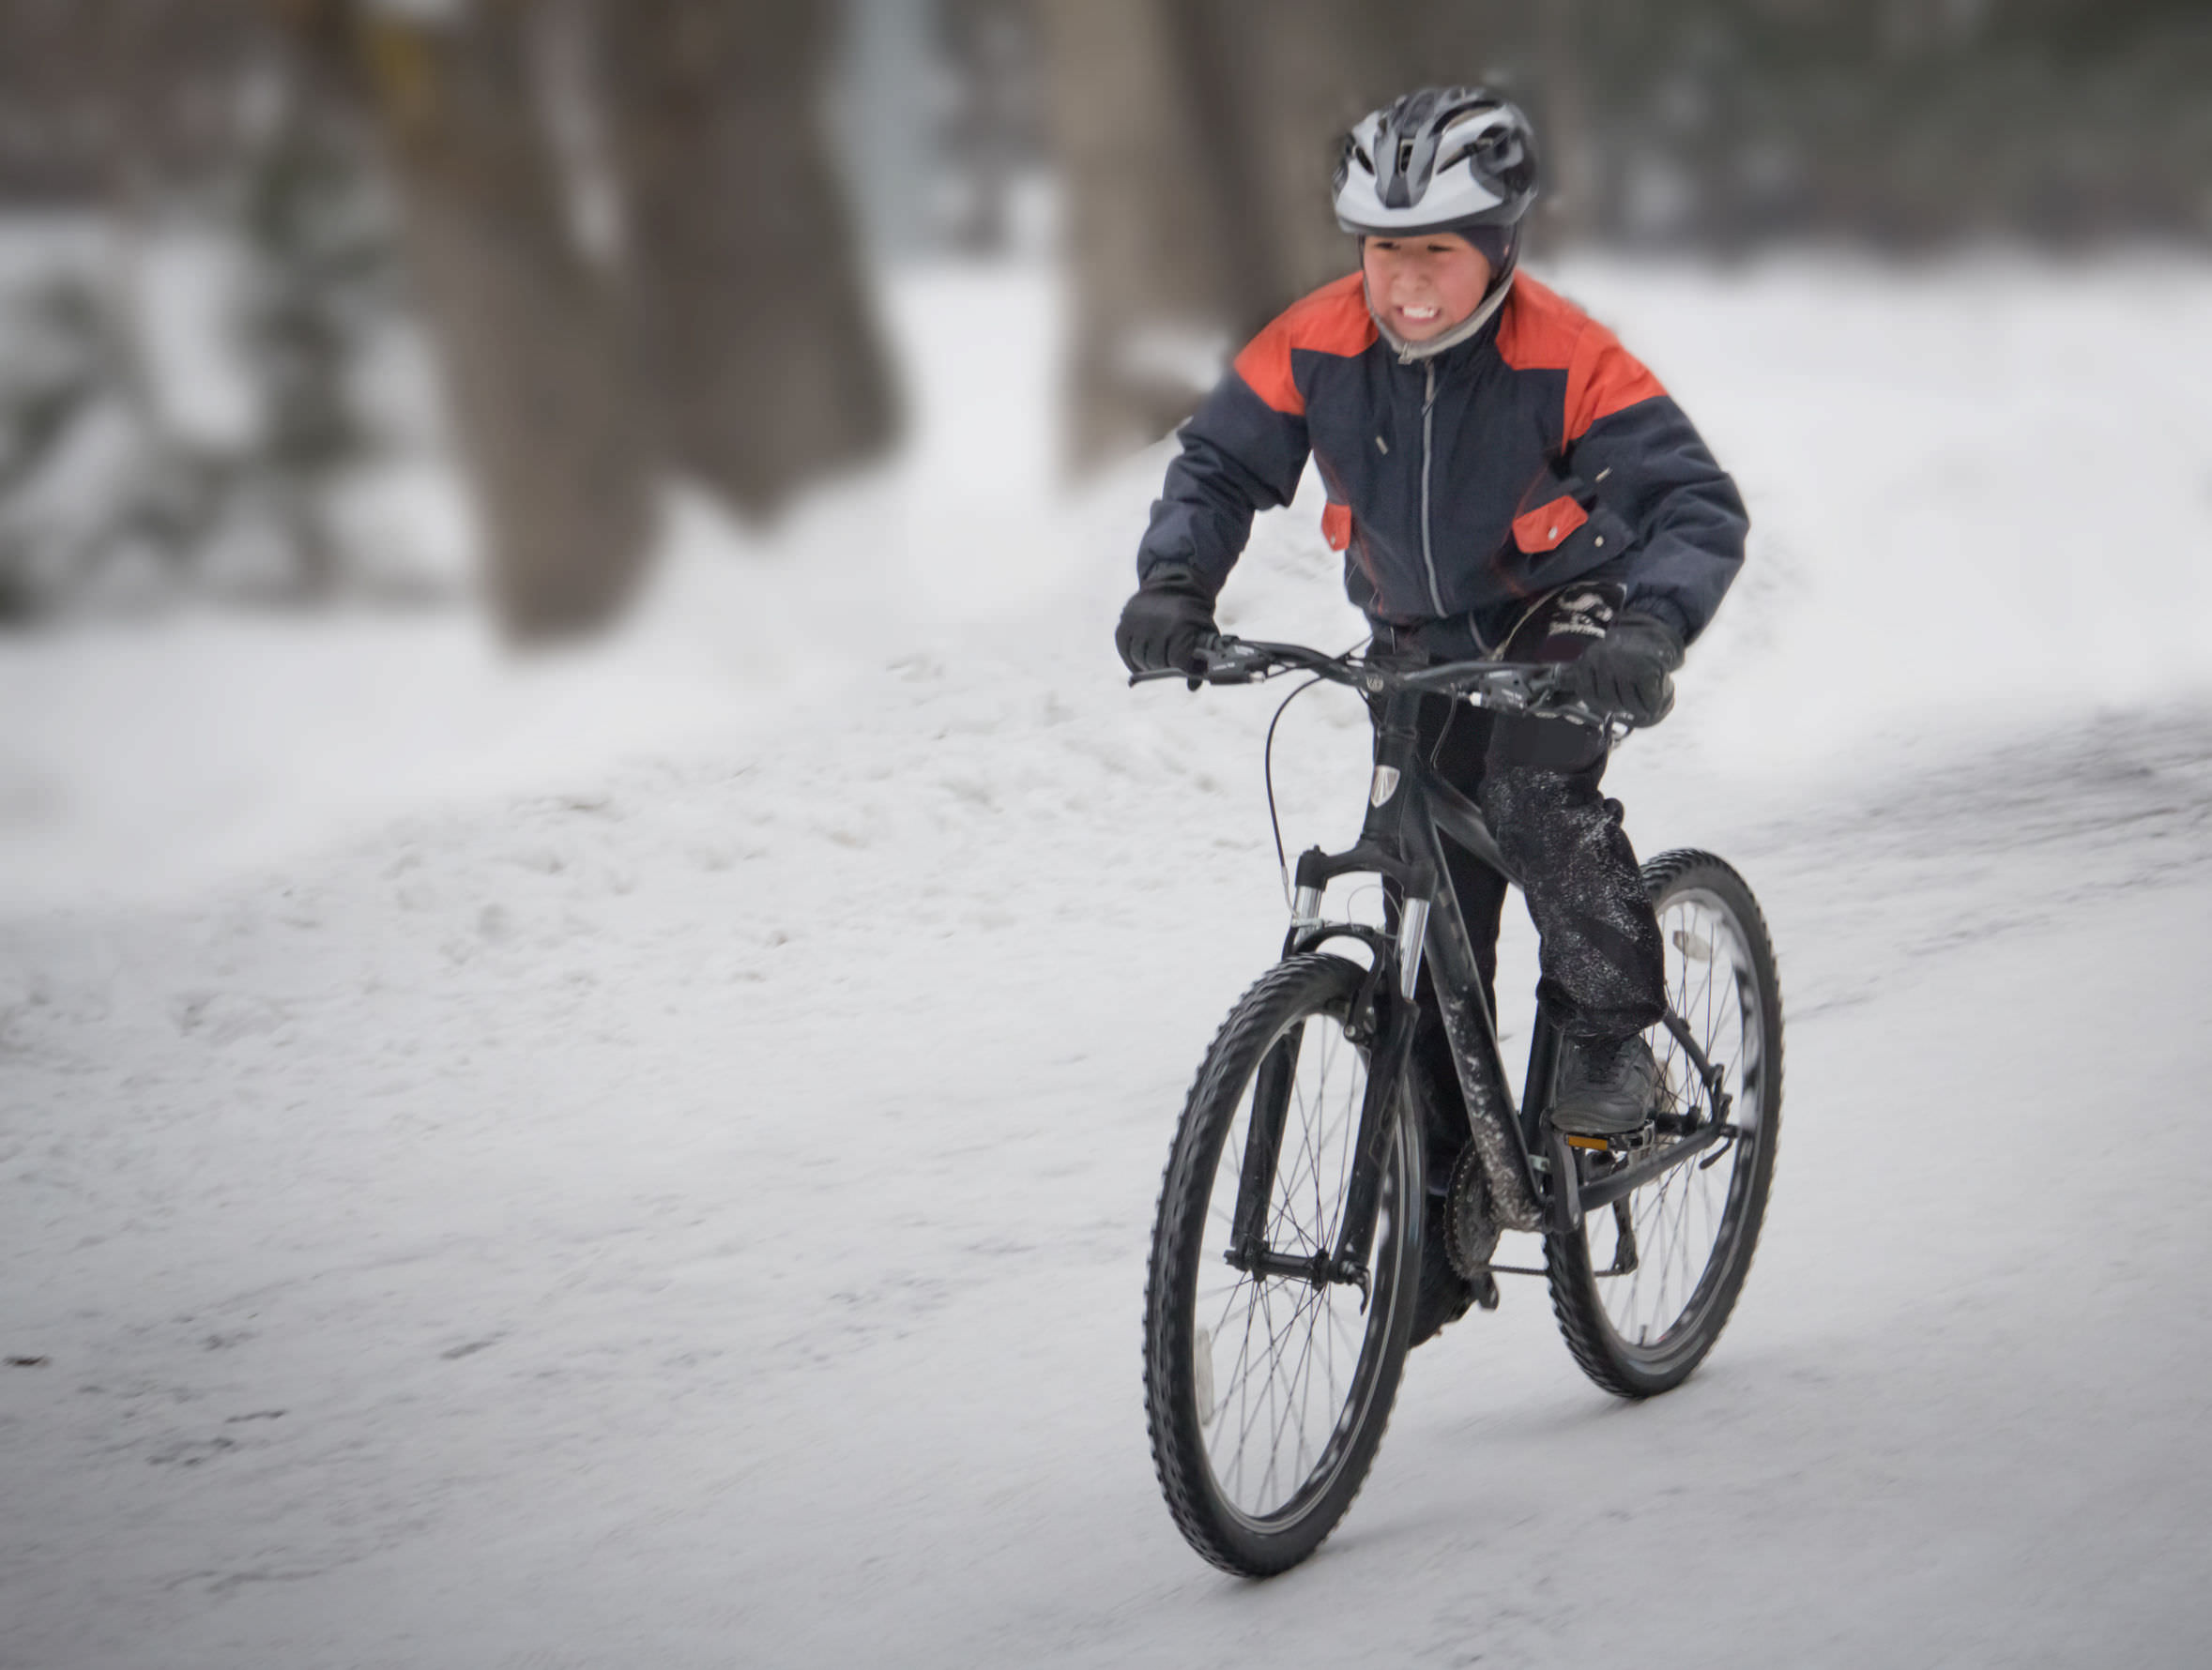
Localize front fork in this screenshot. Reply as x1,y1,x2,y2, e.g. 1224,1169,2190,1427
1328,987,1420,1286
1223,972,1419,1298
1228,690,1432,1293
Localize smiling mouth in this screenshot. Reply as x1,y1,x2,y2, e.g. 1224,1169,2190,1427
1398,304,1441,321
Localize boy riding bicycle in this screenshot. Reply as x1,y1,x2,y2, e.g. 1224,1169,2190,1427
1116,86,1748,1138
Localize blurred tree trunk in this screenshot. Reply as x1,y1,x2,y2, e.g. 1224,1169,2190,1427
0,0,122,205
1040,0,1229,463
1039,0,1409,465
1198,0,1417,305
352,0,652,643
1536,0,1594,245
96,0,270,203
590,0,897,521
939,0,1040,255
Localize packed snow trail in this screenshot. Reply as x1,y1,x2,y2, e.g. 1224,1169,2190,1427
5,660,2211,1666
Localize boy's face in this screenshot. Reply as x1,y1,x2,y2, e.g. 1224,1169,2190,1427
1361,234,1495,342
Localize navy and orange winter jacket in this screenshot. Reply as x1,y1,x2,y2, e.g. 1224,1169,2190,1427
1136,271,1747,653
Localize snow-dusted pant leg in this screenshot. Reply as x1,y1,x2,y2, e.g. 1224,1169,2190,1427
1479,740,1668,1040
1420,695,1667,1041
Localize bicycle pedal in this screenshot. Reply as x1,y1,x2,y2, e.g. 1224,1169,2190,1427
1564,1125,1656,1155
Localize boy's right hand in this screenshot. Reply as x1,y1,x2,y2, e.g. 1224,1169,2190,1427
1566,608,1684,724
1116,569,1218,676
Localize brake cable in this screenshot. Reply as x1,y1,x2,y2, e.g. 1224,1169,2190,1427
1263,676,1323,908
1262,637,1372,909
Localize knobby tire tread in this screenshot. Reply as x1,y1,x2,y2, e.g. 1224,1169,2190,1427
1545,850,1784,1400
1142,953,1417,1577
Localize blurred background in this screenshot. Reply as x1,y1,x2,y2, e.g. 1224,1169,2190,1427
0,0,2205,640
4,0,2210,911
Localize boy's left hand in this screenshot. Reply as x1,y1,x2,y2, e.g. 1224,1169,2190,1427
1568,609,1684,725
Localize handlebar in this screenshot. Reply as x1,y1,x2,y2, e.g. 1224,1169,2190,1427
1129,635,1633,731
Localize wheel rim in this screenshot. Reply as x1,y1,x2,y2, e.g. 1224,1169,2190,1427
1582,887,1766,1358
1187,1008,1407,1527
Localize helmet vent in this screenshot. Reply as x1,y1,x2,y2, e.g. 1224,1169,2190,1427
1333,85,1539,237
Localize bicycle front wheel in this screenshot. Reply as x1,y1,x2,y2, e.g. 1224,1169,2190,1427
1142,953,1422,1577
1547,850,1784,1398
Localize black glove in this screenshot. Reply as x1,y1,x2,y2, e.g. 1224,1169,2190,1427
1567,608,1685,725
1115,568,1217,676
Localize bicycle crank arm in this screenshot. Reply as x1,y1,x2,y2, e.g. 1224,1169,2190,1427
1575,1121,1737,1214
1660,1010,1734,1120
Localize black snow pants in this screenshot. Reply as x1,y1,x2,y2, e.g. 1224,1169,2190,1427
1390,586,1670,1044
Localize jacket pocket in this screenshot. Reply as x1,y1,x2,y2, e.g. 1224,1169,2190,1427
1511,494,1589,554
1498,474,1638,598
1320,500,1352,552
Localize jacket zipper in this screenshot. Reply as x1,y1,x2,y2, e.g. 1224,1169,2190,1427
1419,361,1448,618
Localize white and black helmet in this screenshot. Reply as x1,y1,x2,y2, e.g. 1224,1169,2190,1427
1333,86,1539,239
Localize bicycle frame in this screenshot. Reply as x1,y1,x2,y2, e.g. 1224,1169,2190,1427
1139,635,1782,1574
1225,680,1736,1289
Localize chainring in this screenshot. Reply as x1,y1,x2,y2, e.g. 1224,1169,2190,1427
1442,1143,1503,1289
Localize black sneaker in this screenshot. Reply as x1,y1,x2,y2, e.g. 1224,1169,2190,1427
1549,1033,1661,1137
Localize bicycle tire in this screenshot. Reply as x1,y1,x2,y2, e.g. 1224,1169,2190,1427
1142,953,1423,1576
1545,850,1783,1398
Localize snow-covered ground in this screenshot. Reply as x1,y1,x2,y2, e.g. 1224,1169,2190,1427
5,254,2212,1667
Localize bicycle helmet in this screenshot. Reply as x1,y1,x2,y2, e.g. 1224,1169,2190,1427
1333,86,1539,238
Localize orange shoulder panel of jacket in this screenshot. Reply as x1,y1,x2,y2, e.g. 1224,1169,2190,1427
1564,316,1665,441
1499,274,1668,441
1231,273,1374,418
1495,273,1587,372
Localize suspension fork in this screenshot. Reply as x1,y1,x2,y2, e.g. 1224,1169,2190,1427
1225,966,1412,1287
1234,881,1426,1281
1328,991,1419,1282
1323,687,1430,1278
1228,1027,1301,1261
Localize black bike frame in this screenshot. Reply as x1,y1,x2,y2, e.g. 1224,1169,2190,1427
1226,681,1734,1286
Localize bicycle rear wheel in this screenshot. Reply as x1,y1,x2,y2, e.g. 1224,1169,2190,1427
1143,953,1422,1576
1547,850,1783,1397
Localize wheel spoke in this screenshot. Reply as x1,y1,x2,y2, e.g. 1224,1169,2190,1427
1167,971,1411,1528
1151,946,1511,1573
1592,888,1764,1350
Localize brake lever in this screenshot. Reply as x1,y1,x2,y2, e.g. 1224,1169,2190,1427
1458,671,1628,735
1126,641,1261,689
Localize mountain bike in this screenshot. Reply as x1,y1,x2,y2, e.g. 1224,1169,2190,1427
1136,636,1782,1577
